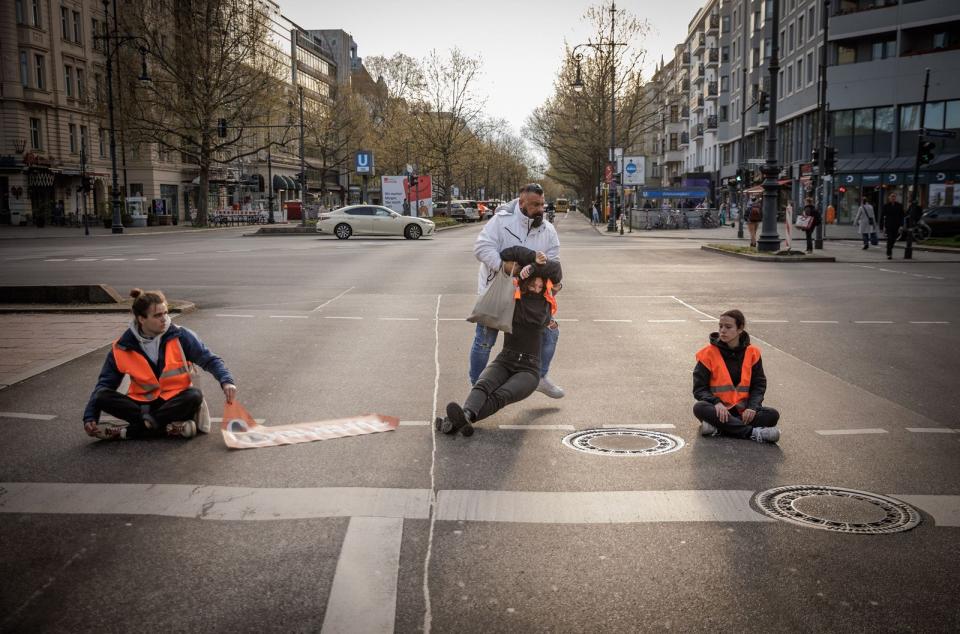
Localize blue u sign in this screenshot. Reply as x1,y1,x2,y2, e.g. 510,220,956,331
355,150,374,174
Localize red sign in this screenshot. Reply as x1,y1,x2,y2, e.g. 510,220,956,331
604,163,614,184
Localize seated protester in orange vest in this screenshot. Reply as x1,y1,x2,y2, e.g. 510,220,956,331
82,289,236,440
692,309,780,443
441,246,561,436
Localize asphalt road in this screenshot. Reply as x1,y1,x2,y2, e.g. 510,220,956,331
1,214,958,633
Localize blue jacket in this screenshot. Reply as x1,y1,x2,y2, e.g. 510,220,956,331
83,323,234,423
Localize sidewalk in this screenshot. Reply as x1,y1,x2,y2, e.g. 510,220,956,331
0,223,250,240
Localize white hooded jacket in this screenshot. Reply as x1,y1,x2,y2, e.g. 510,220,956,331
474,197,560,294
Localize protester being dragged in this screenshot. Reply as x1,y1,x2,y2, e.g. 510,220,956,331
82,288,236,440
692,309,780,443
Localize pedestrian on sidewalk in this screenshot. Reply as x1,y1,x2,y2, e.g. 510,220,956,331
719,201,727,227
82,288,237,440
473,184,564,399
854,197,878,250
441,246,562,436
692,309,780,443
591,202,600,226
880,191,905,260
800,197,820,253
747,197,762,247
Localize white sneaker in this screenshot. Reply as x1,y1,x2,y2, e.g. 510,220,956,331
700,421,719,437
536,377,565,399
750,427,780,443
166,420,197,439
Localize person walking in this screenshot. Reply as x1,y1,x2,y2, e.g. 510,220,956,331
719,201,727,227
747,197,762,247
800,197,820,253
441,247,562,436
591,202,600,226
82,289,236,440
854,196,878,250
880,191,905,260
692,309,780,443
473,183,564,398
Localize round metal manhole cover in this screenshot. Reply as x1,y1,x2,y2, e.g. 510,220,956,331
754,485,922,534
562,429,685,456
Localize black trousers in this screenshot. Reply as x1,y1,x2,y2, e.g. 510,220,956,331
95,387,203,439
693,400,780,440
804,229,814,251
885,228,898,257
464,350,540,423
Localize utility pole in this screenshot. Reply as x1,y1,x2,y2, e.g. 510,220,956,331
739,65,747,239
757,0,782,252
814,0,829,249
298,85,306,227
608,1,618,232
266,133,275,224
907,68,931,260
102,0,123,233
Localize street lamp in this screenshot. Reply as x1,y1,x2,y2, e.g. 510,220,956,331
757,0,782,252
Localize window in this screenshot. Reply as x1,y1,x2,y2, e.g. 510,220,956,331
838,44,856,65
92,19,102,51
833,110,854,154
807,52,814,84
946,101,960,129
35,55,45,90
722,15,730,33
796,58,803,90
721,75,729,92
80,125,88,155
722,46,729,63
30,117,42,149
789,24,795,53
798,15,804,44
98,128,106,157
809,6,816,38
32,0,41,26
69,123,78,153
15,0,24,24
875,107,894,154
720,105,728,122
778,69,784,95
94,73,101,103
76,68,85,100
871,40,896,60
61,6,69,39
20,51,29,87
669,133,678,151
64,65,73,97
853,109,873,153
787,65,793,94
73,10,81,43
900,104,921,131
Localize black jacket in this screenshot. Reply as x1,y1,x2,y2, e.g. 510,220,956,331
880,201,904,233
692,332,767,410
499,246,562,356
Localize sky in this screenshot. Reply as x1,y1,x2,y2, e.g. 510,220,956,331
282,0,708,136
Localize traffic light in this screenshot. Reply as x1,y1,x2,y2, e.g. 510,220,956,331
838,185,847,194
824,146,836,175
811,148,819,165
735,169,743,183
919,140,936,166
81,176,93,193
758,91,768,113
217,118,227,138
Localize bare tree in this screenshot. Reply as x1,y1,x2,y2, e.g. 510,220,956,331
302,87,370,202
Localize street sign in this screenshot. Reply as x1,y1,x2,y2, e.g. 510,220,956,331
923,128,957,139
355,150,374,175
747,158,766,165
622,156,645,186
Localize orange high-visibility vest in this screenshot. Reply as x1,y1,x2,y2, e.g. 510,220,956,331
514,278,557,315
695,343,760,410
112,337,192,402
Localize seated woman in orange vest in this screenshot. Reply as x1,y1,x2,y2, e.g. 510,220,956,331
693,309,780,443
440,246,561,436
82,288,237,440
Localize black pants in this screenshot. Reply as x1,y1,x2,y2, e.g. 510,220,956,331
95,387,203,439
885,228,898,257
464,350,540,423
693,400,780,440
804,230,814,252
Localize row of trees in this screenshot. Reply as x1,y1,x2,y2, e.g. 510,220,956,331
108,0,535,225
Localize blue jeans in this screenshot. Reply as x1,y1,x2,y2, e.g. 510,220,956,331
469,322,559,385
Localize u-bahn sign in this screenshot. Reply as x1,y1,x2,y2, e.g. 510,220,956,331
355,150,374,175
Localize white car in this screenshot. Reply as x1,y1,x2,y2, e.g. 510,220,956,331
316,205,435,240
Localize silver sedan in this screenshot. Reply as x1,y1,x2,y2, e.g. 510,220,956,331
316,205,435,240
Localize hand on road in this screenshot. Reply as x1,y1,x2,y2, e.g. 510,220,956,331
83,421,99,437
741,408,757,424
714,403,729,423
223,383,237,403
535,251,547,265
519,264,533,279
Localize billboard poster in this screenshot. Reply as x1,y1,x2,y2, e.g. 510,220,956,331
381,175,434,216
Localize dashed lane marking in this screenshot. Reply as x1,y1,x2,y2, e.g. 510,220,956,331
498,424,576,431
906,428,958,434
594,319,633,323
437,318,462,321
815,428,889,435
800,320,839,324
0,412,56,421
324,316,363,320
910,321,949,324
648,319,687,323
379,317,419,321
602,423,676,429
215,314,254,318
554,318,579,322
753,320,790,323
102,258,126,261
74,258,98,261
43,259,68,262
135,258,157,261
269,315,308,319
854,321,894,324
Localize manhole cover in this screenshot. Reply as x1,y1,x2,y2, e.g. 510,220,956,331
753,485,922,534
562,429,685,456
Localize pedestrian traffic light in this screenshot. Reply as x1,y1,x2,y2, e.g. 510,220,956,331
758,91,768,113
735,169,743,183
919,140,936,166
217,118,227,138
811,148,819,165
838,185,846,194
824,146,836,175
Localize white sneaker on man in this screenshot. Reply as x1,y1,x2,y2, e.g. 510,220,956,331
700,421,719,437
536,377,565,399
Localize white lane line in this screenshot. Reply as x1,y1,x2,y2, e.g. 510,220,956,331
894,495,960,527
74,258,98,261
815,428,888,435
854,320,894,324
699,319,715,322
435,490,772,523
379,317,419,321
44,259,68,262
321,516,403,634
215,314,254,318
0,483,431,520
422,294,442,634
311,286,355,312
753,320,789,323
135,258,157,261
906,428,957,434
554,318,579,322
799,320,839,324
593,319,632,323
647,319,687,323
269,315,308,319
438,318,463,321
0,412,56,421
498,424,575,431
324,316,363,320
670,296,716,320
399,420,430,426
602,423,676,429
102,258,127,261
910,321,949,324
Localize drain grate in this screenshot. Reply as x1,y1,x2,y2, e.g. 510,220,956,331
562,428,685,456
753,485,922,534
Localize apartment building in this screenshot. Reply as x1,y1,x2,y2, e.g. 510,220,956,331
684,0,723,190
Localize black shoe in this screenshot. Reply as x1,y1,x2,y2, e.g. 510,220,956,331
442,402,468,435
887,255,892,260
862,245,868,250
434,416,444,431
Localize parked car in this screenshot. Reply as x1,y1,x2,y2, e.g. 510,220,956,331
436,200,480,222
920,206,960,236
316,205,435,239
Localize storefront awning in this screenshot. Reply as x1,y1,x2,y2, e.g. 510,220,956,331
272,174,286,191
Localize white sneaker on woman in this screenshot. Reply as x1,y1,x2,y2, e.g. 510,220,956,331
536,377,565,399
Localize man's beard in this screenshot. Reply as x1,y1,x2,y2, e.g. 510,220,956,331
522,206,544,228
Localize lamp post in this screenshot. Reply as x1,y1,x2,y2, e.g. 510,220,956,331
102,0,123,234
757,0,782,252
298,85,306,227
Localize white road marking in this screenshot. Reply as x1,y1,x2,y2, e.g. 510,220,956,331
422,294,442,634
602,423,676,429
670,296,715,320
102,258,126,261
311,286,355,312
74,258,98,261
753,320,789,323
699,319,715,322
854,321,894,324
554,318,579,322
498,424,576,431
815,428,888,435
324,316,363,320
379,317,419,321
135,258,157,261
647,319,687,323
0,412,56,421
321,516,403,634
910,321,949,324
215,314,254,318
269,315,308,319
399,420,430,426
594,319,632,323
44,259,68,262
894,495,960,527
799,320,839,324
906,428,957,434
438,318,463,321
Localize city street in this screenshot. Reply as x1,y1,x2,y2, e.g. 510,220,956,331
1,213,958,633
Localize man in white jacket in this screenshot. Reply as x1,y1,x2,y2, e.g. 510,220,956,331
472,183,564,398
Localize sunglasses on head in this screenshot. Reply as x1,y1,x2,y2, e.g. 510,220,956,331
521,183,544,195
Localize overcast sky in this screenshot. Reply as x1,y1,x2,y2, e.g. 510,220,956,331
282,0,708,136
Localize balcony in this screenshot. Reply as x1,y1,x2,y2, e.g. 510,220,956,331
707,82,718,97
706,14,719,33
682,52,691,65
707,115,718,129
681,105,690,119
693,95,705,111
694,33,706,54
708,48,720,64
681,78,690,91
694,124,704,139
680,132,690,146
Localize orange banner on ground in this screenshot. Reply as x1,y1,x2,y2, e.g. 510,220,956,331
221,401,399,450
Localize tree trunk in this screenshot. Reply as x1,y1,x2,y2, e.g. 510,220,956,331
197,142,211,226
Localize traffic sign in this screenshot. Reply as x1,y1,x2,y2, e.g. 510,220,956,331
355,150,374,175
923,128,957,139
747,158,766,165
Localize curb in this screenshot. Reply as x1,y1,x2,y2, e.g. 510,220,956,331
244,220,478,237
700,245,836,262
0,300,197,314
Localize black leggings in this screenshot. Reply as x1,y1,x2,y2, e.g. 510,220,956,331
693,400,780,440
464,350,540,423
95,387,204,438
